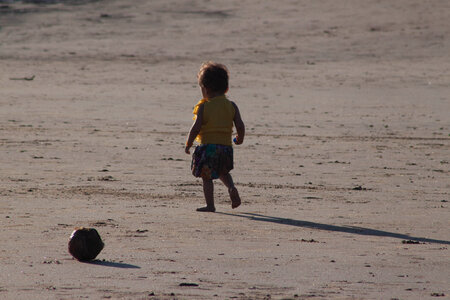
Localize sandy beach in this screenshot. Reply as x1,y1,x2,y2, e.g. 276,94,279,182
1,0,449,299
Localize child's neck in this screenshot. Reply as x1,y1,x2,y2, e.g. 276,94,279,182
201,86,226,100
205,92,223,99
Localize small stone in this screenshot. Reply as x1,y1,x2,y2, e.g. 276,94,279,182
179,282,199,287
431,293,445,297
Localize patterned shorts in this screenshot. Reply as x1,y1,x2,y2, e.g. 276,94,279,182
191,144,234,180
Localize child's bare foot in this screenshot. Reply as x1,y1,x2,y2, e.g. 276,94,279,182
196,206,216,212
229,187,241,209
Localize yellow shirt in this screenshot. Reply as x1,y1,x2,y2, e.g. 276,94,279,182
193,95,235,146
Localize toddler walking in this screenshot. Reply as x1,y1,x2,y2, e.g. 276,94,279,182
185,62,245,212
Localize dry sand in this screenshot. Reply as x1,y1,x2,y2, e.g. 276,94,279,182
1,0,449,299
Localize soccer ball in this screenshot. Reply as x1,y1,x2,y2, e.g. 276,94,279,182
68,227,104,261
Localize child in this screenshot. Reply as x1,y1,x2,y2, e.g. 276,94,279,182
185,62,245,212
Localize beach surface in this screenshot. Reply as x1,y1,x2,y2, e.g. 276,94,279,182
1,0,449,299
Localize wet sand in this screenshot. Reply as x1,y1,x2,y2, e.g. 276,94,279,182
0,0,449,299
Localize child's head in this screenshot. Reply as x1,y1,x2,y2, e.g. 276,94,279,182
198,62,229,95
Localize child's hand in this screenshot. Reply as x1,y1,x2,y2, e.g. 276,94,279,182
185,144,191,154
234,136,243,145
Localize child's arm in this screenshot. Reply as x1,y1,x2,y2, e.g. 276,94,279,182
232,102,245,145
185,104,204,154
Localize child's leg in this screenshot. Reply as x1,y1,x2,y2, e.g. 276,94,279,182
197,177,215,212
219,173,241,209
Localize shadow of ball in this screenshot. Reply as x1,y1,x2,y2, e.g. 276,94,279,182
68,227,104,262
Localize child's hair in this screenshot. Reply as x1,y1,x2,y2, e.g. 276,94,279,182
198,62,229,94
